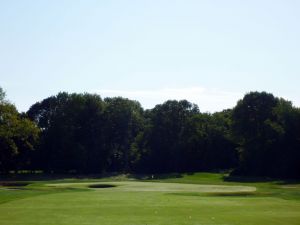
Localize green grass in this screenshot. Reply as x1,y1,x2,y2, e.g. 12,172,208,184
0,173,299,225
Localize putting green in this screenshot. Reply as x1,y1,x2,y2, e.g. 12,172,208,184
0,175,299,225
47,181,257,193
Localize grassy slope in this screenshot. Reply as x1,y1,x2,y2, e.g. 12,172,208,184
0,173,299,225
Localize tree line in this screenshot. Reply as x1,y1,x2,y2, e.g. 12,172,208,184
0,87,299,178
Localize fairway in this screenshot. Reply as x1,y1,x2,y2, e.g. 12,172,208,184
0,173,300,225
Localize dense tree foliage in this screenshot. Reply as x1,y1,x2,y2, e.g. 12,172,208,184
0,88,39,172
232,92,300,178
103,97,144,172
27,92,107,173
182,110,238,172
140,100,200,172
1,88,299,178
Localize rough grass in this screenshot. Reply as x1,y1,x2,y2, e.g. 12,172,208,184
0,172,299,225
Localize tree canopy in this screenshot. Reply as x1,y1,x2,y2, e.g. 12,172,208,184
0,89,39,172
1,88,299,178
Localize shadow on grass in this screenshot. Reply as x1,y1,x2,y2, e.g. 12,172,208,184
2,171,298,185
224,175,276,183
0,173,124,182
0,182,31,187
167,191,270,198
128,173,183,180
224,175,300,185
88,184,117,189
275,180,300,185
0,172,183,183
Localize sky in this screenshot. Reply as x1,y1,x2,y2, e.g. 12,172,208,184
0,0,299,112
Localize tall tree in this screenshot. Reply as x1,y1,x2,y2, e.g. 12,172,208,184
0,88,39,173
104,97,144,172
144,100,199,172
182,110,238,172
27,92,107,173
271,99,300,178
232,92,282,176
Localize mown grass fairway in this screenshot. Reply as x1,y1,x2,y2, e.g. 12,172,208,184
0,173,299,225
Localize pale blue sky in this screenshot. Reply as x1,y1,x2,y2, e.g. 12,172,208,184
1,0,299,112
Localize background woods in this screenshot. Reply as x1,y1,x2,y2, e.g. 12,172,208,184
1,88,299,178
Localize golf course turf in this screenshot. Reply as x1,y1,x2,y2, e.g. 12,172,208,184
0,173,299,225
